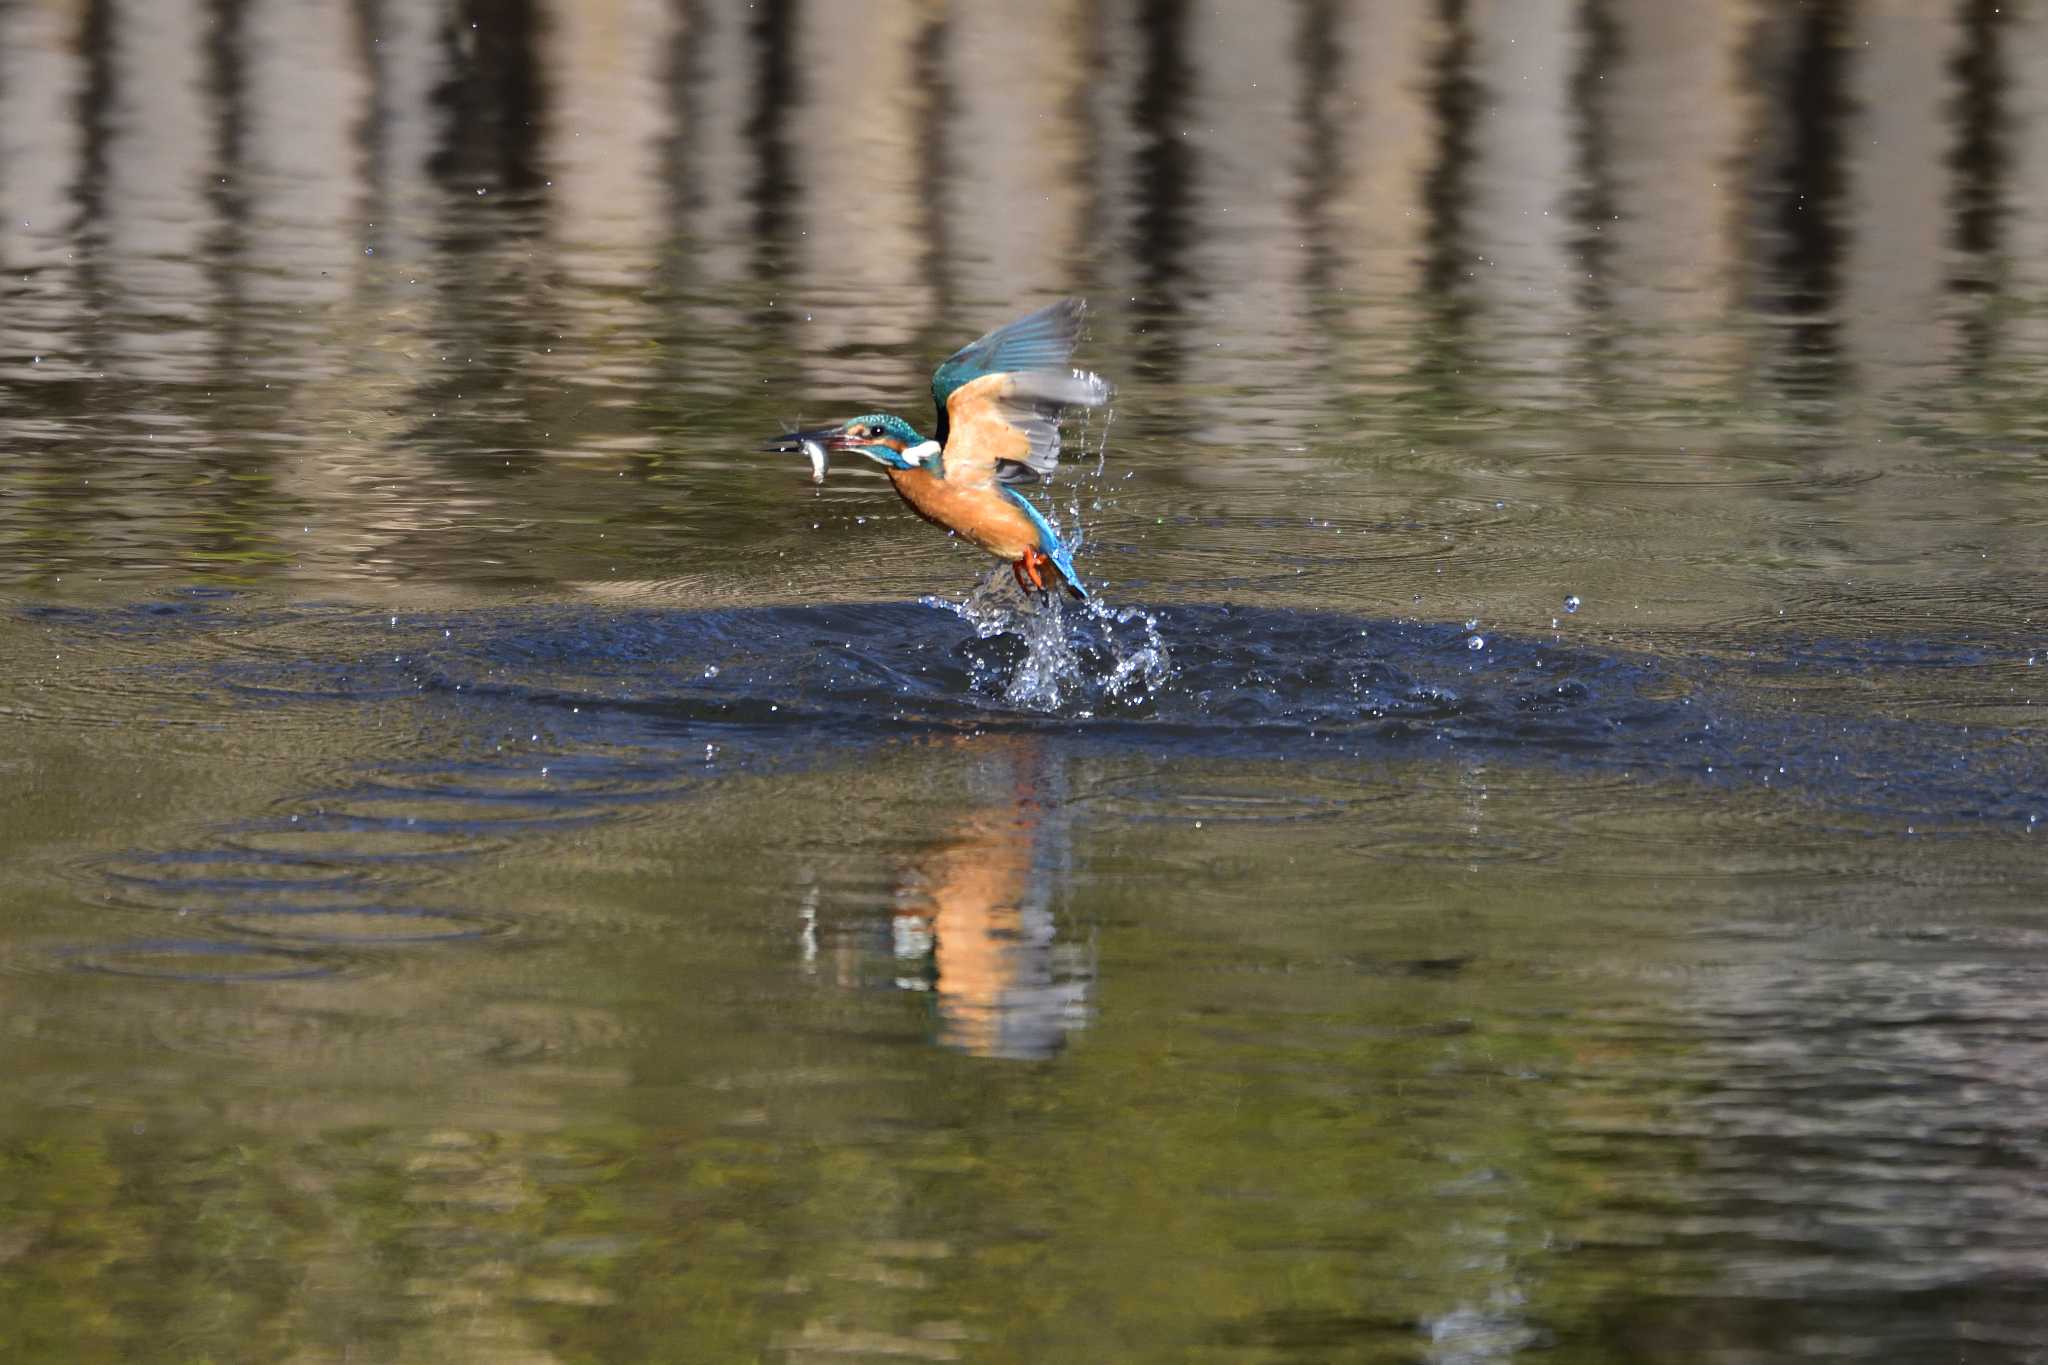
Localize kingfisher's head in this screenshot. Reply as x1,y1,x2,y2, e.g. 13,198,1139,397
762,412,936,477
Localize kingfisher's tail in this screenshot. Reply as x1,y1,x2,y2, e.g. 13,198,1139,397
1001,486,1089,600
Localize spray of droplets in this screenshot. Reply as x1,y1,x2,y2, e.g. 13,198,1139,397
923,568,1172,713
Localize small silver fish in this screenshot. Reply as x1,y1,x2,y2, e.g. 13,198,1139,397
802,438,829,484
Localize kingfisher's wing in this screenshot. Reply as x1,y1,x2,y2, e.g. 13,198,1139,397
931,299,1088,422
930,298,1111,485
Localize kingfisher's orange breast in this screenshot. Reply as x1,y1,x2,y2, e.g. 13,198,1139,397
886,469,1039,562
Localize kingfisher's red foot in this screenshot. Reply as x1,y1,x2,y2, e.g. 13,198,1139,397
1015,549,1052,594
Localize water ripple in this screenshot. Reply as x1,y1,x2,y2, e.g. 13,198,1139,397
26,595,2046,835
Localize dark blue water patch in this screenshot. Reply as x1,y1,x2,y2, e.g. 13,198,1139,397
390,601,2039,827
29,597,2048,830
416,601,1635,741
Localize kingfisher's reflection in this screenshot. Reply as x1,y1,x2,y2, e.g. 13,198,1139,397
811,736,1092,1061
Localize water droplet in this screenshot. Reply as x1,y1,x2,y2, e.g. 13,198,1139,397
1464,618,1479,631
1564,595,1581,613
1466,634,1485,651
702,665,719,679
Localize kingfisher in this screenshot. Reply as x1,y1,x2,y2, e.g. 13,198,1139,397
763,298,1110,599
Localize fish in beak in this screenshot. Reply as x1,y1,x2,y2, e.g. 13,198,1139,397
761,426,844,484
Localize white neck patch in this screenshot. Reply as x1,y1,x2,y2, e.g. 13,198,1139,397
903,440,941,465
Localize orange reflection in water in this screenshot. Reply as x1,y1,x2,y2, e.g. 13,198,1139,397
888,736,1091,1061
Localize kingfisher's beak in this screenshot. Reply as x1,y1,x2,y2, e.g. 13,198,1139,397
760,425,844,455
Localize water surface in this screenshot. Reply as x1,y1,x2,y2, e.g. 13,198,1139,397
3,3,2047,1361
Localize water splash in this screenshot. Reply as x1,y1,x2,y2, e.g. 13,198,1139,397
901,406,1169,714
921,566,1172,714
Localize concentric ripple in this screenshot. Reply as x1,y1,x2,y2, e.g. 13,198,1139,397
26,593,2048,834
19,592,2047,985
58,938,347,983
212,905,512,946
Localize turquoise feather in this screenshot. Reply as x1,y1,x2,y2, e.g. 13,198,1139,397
1000,486,1088,601
930,298,1089,444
